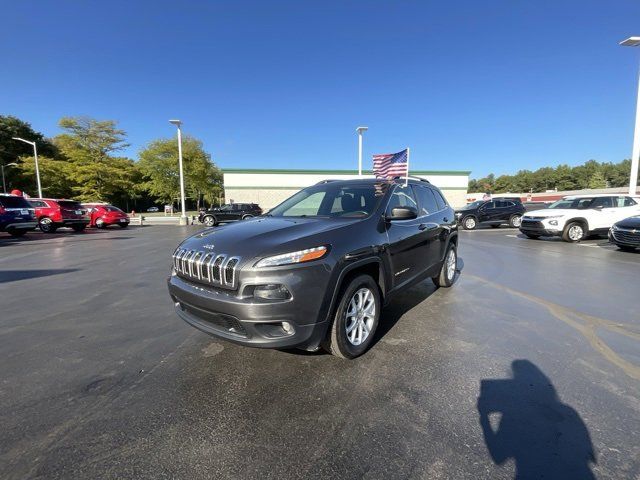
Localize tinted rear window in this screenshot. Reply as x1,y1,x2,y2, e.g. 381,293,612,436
0,196,32,208
104,206,123,212
58,201,82,209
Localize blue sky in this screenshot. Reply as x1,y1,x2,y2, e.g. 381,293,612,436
1,0,639,178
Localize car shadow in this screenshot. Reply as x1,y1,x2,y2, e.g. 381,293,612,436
0,268,80,284
279,257,465,357
477,360,596,479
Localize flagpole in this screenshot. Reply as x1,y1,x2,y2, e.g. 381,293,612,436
405,147,410,186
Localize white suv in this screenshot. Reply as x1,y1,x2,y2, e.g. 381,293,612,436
519,194,640,242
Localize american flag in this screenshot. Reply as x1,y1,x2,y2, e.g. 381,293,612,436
373,149,409,179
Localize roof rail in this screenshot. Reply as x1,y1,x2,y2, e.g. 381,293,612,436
315,179,340,184
392,175,430,184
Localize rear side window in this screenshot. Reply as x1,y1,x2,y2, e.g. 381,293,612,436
0,196,32,208
413,185,439,216
622,197,638,207
28,200,48,208
590,197,614,209
434,190,448,210
58,201,82,209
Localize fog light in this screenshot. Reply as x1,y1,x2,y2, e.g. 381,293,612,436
254,284,291,300
282,322,294,334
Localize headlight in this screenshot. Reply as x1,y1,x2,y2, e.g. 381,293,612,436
255,245,329,268
611,224,619,231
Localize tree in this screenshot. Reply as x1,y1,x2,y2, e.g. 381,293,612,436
587,170,607,189
14,156,74,199
53,116,137,202
137,135,221,208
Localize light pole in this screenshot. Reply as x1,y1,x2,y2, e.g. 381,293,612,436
12,137,42,197
1,162,17,194
356,126,368,176
620,36,640,195
169,119,188,225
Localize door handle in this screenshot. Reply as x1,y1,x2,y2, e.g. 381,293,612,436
443,217,449,223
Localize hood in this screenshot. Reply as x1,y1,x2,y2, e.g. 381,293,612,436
177,216,363,261
455,204,478,212
614,215,640,229
524,208,576,217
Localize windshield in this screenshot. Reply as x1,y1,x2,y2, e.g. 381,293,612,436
268,182,390,218
547,198,596,210
462,201,484,209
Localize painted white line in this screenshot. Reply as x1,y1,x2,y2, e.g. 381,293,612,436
505,234,519,238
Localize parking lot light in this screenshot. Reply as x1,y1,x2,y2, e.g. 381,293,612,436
620,37,640,195
12,137,42,198
168,120,188,225
356,126,368,176
1,162,18,193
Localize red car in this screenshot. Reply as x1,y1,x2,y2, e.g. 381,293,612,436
83,203,130,228
28,198,90,233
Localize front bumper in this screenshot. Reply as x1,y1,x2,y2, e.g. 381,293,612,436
519,219,562,237
167,267,332,349
609,229,640,247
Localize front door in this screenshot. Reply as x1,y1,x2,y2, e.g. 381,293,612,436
384,185,424,289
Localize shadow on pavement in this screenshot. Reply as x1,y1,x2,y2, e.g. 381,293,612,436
477,360,596,480
0,269,80,284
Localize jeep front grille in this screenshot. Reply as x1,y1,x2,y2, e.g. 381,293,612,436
172,248,241,289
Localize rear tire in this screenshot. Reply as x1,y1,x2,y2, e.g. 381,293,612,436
322,275,381,359
562,221,586,243
39,217,57,233
432,243,458,288
462,216,477,230
509,215,522,228
242,214,254,220
119,223,128,228
96,219,106,229
7,229,27,237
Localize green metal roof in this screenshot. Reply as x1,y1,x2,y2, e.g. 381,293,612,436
222,168,471,176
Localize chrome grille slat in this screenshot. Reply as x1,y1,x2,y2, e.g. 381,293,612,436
172,249,240,289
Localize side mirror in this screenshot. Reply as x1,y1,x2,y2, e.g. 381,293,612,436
386,206,417,221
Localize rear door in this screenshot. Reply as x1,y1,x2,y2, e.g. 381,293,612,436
588,197,615,229
412,184,445,271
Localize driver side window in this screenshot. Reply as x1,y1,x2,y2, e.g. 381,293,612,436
386,186,418,215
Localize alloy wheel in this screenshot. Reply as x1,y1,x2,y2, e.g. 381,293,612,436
464,217,476,229
446,248,457,281
568,225,583,241
512,215,522,227
345,287,376,346
204,216,215,227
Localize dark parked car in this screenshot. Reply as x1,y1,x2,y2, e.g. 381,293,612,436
0,194,37,237
28,198,89,232
168,177,459,359
455,197,525,230
609,215,640,251
199,203,263,227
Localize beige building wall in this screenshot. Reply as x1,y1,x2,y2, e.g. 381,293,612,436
223,169,470,209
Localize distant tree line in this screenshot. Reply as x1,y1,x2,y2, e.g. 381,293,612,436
0,115,223,211
469,159,636,194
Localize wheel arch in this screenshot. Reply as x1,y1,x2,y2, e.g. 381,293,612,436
565,217,590,231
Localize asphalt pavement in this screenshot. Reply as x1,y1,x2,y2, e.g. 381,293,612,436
1,226,639,479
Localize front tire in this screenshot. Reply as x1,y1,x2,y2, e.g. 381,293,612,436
432,243,458,288
562,221,586,243
322,275,381,359
96,219,106,229
618,245,636,252
462,216,477,230
509,215,522,228
242,214,253,220
524,233,540,239
39,217,57,233
203,215,217,227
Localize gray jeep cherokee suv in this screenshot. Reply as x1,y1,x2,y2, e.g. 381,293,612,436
167,177,459,358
